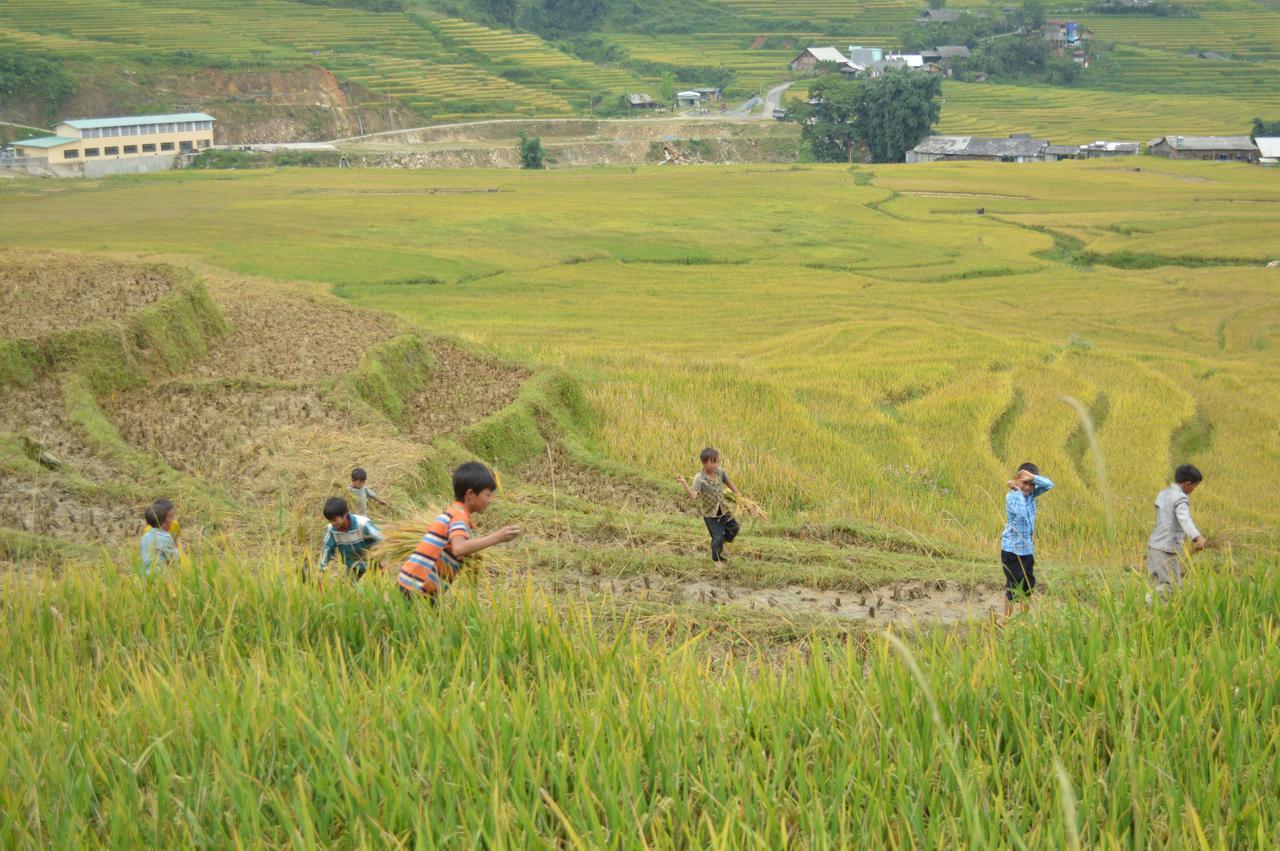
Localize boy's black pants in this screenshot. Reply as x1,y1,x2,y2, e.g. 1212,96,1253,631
704,514,740,562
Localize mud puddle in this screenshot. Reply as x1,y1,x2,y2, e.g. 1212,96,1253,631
536,571,1005,626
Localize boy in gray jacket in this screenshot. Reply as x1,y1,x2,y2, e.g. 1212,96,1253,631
1147,464,1207,597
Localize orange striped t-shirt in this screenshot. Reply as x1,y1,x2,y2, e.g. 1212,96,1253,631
397,502,473,596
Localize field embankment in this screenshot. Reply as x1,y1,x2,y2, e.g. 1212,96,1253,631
0,249,533,560
338,118,799,168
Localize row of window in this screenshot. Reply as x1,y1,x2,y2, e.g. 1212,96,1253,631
79,121,214,139
62,139,211,159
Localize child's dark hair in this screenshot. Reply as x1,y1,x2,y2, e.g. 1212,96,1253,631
143,498,174,528
699,447,719,464
453,461,498,500
351,467,367,482
1175,464,1203,484
1017,462,1039,476
322,496,349,521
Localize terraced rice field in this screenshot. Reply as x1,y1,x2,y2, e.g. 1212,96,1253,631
0,0,641,119
432,17,642,95
1082,9,1280,61
936,80,1280,143
2,153,1279,849
611,32,896,92
714,0,990,30
3,160,1277,562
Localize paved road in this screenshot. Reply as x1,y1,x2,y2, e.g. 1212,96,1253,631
761,82,793,118
728,82,793,119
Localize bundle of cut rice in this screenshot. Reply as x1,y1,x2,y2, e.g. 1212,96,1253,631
368,507,444,565
726,491,768,521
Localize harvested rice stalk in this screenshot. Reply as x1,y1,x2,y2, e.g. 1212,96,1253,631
726,492,768,520
368,506,488,570
368,507,442,564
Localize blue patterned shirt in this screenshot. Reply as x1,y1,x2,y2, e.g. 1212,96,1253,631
1001,475,1054,556
140,528,177,575
319,513,382,572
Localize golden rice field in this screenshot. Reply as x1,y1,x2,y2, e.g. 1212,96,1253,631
2,159,1277,565
3,159,1280,848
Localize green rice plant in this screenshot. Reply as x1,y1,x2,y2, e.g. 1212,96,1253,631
0,551,1276,846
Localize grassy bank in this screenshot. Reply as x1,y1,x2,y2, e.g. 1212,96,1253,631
1,554,1275,847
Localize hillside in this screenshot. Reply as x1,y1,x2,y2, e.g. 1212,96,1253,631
0,245,1005,625
3,0,1279,144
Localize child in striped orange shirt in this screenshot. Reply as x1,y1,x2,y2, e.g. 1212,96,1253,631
397,461,522,602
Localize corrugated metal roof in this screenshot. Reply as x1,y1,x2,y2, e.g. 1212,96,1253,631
60,112,216,130
1254,137,1280,158
886,53,926,67
802,47,849,64
910,135,973,155
1084,140,1139,152
13,136,79,148
964,136,1049,157
910,135,1050,158
1155,135,1257,151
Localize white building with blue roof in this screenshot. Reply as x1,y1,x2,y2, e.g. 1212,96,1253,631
12,112,216,164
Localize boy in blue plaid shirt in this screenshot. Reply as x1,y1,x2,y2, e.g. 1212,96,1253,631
1000,462,1054,619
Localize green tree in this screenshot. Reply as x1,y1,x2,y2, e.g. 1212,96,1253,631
1251,117,1280,139
0,52,77,114
1018,0,1047,29
528,0,608,34
476,0,518,27
858,72,943,162
794,72,942,163
793,76,866,162
658,72,676,103
518,132,551,168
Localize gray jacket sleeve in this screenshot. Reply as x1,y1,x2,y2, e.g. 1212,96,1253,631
1174,497,1201,541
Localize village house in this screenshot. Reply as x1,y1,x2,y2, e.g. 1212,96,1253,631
675,91,703,109
841,52,932,78
906,134,1052,163
847,46,884,66
1256,137,1280,166
789,47,849,73
1148,135,1260,162
1043,144,1082,161
1043,20,1092,50
691,87,723,102
1081,140,1139,158
11,112,216,165
627,93,659,110
920,45,971,64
